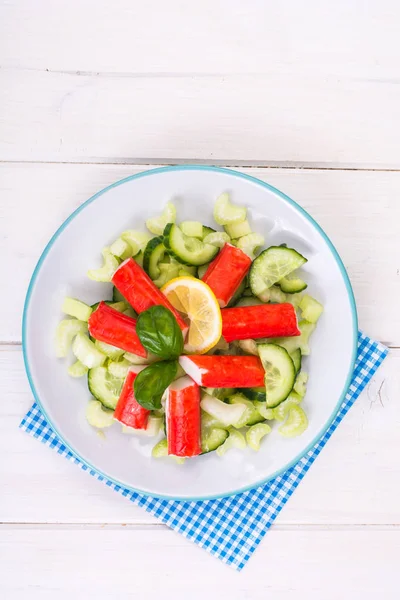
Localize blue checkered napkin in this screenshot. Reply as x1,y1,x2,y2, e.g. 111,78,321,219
20,332,387,570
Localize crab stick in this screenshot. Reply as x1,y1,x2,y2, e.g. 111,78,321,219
166,376,201,457
88,301,147,357
112,258,188,336
221,303,300,343
114,367,149,430
179,355,264,388
202,243,252,308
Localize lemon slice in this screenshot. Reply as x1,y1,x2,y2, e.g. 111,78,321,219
161,276,222,354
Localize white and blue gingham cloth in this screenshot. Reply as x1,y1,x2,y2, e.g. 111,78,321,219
20,332,387,570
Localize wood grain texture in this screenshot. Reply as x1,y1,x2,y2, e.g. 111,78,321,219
1,163,399,343
1,526,399,599
1,346,397,525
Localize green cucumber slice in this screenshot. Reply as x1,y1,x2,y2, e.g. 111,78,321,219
246,423,272,451
243,386,266,402
257,343,296,408
88,366,124,410
143,236,167,279
278,275,308,294
290,348,302,373
278,405,308,438
163,223,218,266
249,246,307,300
201,428,229,454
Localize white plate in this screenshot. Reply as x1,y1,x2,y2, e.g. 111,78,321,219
23,166,357,500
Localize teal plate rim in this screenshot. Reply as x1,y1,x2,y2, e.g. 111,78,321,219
22,165,358,502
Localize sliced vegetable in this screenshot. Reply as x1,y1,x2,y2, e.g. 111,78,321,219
55,319,88,358
272,319,316,356
243,387,266,402
62,297,92,322
250,246,307,300
72,333,106,368
273,391,302,421
88,247,119,282
88,366,124,409
86,400,115,429
294,371,308,397
67,360,88,378
124,351,157,365
201,428,229,454
122,415,162,437
236,232,265,259
197,264,209,279
180,355,265,388
114,366,150,430
224,219,252,239
246,423,272,451
113,287,126,303
290,348,302,373
213,193,247,226
278,405,308,437
268,286,287,303
163,223,218,266
152,438,168,458
221,303,300,343
108,358,132,379
227,394,264,427
200,410,227,430
94,340,125,360
166,376,202,457
112,258,188,335
299,295,324,323
152,263,180,288
216,428,246,456
200,393,247,427
121,230,152,255
202,231,230,248
180,221,203,238
279,276,307,294
237,339,259,355
235,296,263,308
88,302,147,357
202,243,251,308
253,401,275,420
143,236,167,279
110,237,133,260
257,343,296,407
146,202,176,235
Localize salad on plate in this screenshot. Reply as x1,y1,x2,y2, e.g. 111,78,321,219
55,193,323,461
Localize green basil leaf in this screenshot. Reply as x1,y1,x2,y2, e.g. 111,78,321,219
136,305,184,359
133,360,178,410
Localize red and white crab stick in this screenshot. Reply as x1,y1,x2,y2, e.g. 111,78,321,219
221,303,300,343
112,258,188,336
202,243,252,308
114,366,149,430
88,301,147,357
179,355,265,388
166,376,201,457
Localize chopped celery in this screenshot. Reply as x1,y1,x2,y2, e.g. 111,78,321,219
108,301,127,312
246,423,272,451
55,319,88,358
236,232,265,259
237,339,258,355
122,416,162,437
299,294,324,323
124,351,157,365
278,405,308,438
254,401,275,420
146,202,176,235
123,307,137,318
152,262,180,288
268,285,287,304
201,410,227,431
200,393,247,427
108,358,132,379
94,340,124,359
110,237,133,260
272,320,316,356
273,392,302,421
203,231,230,248
294,372,308,397
216,428,246,456
87,247,119,282
201,428,228,453
152,438,168,458
72,333,106,368
224,219,252,239
213,193,247,225
67,360,88,378
121,230,152,255
86,400,115,429
62,297,92,322
228,394,264,427
197,264,209,279
180,221,203,238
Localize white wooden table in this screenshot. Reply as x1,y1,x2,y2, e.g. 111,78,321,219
1,2,399,597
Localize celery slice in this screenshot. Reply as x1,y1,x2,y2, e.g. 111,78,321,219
67,360,89,378
55,319,88,358
278,405,308,438
86,400,115,429
246,423,272,451
213,193,247,225
62,297,92,322
216,428,246,456
72,333,106,368
146,202,177,235
87,247,119,282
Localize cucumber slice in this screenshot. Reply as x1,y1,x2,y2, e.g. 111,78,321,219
163,223,218,266
108,358,132,379
72,333,106,368
278,405,308,438
216,428,246,456
88,247,120,282
121,230,152,255
246,423,272,451
201,226,216,239
273,319,316,356
152,438,168,458
143,236,167,279
203,387,235,400
243,386,266,402
200,393,247,427
110,237,133,260
134,250,144,268
62,297,92,322
55,319,88,358
67,360,88,378
268,285,287,304
201,428,229,454
224,219,252,239
279,276,308,294
294,371,308,397
227,394,264,427
290,348,302,373
88,366,124,410
94,340,125,360
86,400,115,429
146,202,176,235
249,246,307,300
273,391,302,421
236,232,265,259
203,231,230,248
253,401,275,420
180,221,203,238
257,343,296,408
299,295,324,323
213,193,247,226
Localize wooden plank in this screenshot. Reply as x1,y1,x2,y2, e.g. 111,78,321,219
1,68,399,166
2,345,398,525
1,163,399,342
1,0,399,78
1,526,399,599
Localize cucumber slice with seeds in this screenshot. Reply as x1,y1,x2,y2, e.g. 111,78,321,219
88,366,124,410
250,246,307,300
163,223,218,266
257,343,296,407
